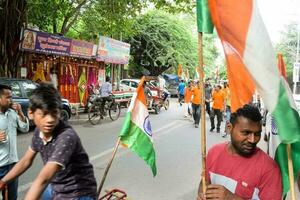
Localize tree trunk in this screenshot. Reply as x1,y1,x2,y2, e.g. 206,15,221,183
60,0,88,35
0,0,26,77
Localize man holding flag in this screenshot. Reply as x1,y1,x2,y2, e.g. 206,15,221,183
195,0,300,198
197,104,282,200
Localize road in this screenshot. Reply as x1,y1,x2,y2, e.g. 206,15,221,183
14,98,299,199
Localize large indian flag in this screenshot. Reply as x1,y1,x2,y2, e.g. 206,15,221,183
208,0,300,195
119,76,157,176
267,55,300,195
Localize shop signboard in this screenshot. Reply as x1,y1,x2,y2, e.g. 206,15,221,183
21,29,71,56
98,69,106,85
96,36,130,64
70,39,94,59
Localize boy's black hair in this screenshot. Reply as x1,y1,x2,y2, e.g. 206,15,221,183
230,104,262,126
29,82,62,113
0,84,12,96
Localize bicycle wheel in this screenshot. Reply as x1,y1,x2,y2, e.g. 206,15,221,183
88,104,101,125
109,102,121,121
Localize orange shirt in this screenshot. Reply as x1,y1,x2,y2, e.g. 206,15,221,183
212,90,225,109
184,87,192,103
191,86,201,105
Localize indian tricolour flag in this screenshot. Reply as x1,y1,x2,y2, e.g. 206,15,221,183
208,0,300,195
119,76,157,176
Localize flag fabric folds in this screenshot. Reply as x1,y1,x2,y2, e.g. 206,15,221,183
196,0,214,33
177,64,182,78
119,76,157,176
208,0,300,143
267,55,300,195
208,0,300,195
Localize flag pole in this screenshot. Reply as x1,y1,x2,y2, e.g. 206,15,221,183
287,144,296,200
197,32,207,193
97,137,121,198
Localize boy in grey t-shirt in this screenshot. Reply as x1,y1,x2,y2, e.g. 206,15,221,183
0,83,97,200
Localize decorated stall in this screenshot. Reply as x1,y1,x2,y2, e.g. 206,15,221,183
20,28,100,105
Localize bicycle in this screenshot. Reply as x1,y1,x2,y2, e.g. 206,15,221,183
88,94,121,125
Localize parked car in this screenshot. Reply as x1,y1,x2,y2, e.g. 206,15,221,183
119,79,140,92
293,94,300,113
119,79,159,96
0,78,71,124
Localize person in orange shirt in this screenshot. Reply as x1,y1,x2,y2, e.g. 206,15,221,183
191,81,201,128
183,81,193,117
210,85,225,133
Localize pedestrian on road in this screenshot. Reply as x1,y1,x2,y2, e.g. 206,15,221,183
197,104,282,200
183,81,192,117
0,83,97,200
100,76,112,116
222,82,231,137
209,85,225,133
177,80,185,106
191,81,201,128
0,84,29,200
204,81,212,116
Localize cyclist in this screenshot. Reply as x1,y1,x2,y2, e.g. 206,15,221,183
99,76,112,116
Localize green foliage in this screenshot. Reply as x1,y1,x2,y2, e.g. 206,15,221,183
27,0,91,34
126,10,218,77
80,0,145,41
276,22,298,85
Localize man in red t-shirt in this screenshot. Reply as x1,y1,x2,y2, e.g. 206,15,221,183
197,104,282,200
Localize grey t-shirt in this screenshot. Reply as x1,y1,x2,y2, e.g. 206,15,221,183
205,85,212,100
31,121,97,199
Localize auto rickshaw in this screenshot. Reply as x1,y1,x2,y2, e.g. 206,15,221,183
144,76,170,114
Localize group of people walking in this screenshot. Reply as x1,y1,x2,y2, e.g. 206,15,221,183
179,79,231,134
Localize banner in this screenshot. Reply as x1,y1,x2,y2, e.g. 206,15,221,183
21,29,71,56
96,36,130,64
21,29,94,59
70,39,94,59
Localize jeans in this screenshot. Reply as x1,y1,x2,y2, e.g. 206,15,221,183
210,108,223,130
225,105,231,123
0,163,18,200
205,100,211,116
42,184,96,200
192,103,201,125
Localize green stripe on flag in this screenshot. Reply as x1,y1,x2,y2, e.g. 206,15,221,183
120,112,157,176
196,0,214,33
275,142,300,195
273,81,300,143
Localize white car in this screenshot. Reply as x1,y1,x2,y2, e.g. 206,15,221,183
119,79,140,91
119,79,158,96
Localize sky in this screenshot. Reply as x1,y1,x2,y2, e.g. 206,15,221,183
257,0,300,42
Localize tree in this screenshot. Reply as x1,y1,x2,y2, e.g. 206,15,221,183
27,0,92,35
0,0,26,77
126,10,218,77
80,0,146,41
276,22,298,86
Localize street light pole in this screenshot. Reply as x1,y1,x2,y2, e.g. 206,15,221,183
293,22,300,94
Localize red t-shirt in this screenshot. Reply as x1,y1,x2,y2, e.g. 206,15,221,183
206,143,282,200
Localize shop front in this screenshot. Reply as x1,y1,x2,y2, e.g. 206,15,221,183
20,28,102,105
